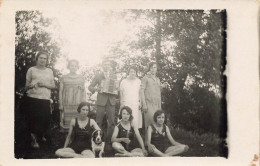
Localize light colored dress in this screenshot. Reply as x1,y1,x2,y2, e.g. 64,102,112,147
60,74,86,129
120,77,142,128
141,72,161,130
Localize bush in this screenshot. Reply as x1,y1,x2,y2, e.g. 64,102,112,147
166,85,223,135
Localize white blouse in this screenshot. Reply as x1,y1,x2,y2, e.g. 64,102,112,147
26,66,54,100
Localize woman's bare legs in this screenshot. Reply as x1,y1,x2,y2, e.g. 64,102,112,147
148,146,167,157
81,150,95,158
130,148,145,157
165,145,188,156
55,148,80,158
112,142,131,157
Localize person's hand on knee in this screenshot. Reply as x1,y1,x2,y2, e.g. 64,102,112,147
147,144,155,153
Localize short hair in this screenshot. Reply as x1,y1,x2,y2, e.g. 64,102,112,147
77,102,91,113
147,62,157,72
67,59,79,69
153,109,167,124
118,106,134,121
127,65,137,75
102,58,117,71
36,51,49,62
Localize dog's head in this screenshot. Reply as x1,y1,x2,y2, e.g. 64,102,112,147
92,130,104,145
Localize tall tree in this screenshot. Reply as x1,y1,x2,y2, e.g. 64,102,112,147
100,9,226,135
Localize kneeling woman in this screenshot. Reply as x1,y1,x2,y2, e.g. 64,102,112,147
147,110,189,157
56,102,100,158
111,106,147,157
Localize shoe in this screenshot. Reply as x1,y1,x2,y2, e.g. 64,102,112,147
42,137,47,142
31,141,40,148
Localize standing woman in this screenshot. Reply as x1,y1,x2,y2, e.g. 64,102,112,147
120,66,142,129
24,51,55,148
59,59,86,129
55,102,100,158
141,62,167,132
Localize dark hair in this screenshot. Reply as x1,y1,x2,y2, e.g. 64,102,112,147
153,110,167,124
127,65,137,75
77,102,91,113
67,59,79,69
36,51,49,63
147,62,157,72
102,58,117,71
118,106,134,121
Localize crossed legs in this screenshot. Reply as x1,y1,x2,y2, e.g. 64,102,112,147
149,144,188,157
55,148,95,158
112,142,144,157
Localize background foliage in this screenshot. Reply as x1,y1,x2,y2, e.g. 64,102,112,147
15,10,227,138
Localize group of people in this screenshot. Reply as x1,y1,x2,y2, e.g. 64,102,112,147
23,51,189,158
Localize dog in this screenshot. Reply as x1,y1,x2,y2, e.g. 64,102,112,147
91,130,105,158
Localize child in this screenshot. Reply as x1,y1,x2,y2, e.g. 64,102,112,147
147,110,189,157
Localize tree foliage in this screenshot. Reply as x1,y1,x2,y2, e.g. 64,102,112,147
15,10,227,136
103,10,227,136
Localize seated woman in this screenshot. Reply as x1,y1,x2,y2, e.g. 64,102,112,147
111,106,147,157
147,110,189,157
55,102,100,158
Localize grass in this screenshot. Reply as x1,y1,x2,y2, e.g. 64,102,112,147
15,106,227,158
169,126,227,157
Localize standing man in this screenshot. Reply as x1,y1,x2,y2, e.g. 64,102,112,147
88,59,117,143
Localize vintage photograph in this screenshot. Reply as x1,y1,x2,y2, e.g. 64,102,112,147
14,9,228,159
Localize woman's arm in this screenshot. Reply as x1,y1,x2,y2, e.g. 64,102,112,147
138,85,142,110
88,74,101,94
58,77,64,110
25,68,34,89
81,78,87,102
146,125,152,145
64,119,75,148
146,125,156,153
140,77,148,112
90,119,101,130
166,126,182,146
132,124,147,155
119,80,125,108
111,126,128,143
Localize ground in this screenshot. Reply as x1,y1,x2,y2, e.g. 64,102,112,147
15,105,227,159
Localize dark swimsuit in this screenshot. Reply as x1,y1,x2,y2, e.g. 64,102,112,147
69,118,93,153
117,123,139,151
150,124,171,153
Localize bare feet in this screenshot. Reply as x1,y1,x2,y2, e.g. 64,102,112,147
74,154,84,158
115,152,132,157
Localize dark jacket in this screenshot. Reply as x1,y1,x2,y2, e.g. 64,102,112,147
88,72,117,106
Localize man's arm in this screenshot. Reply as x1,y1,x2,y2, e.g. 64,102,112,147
88,74,100,94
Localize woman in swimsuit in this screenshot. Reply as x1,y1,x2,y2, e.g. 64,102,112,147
55,102,100,158
111,106,147,157
147,110,189,157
